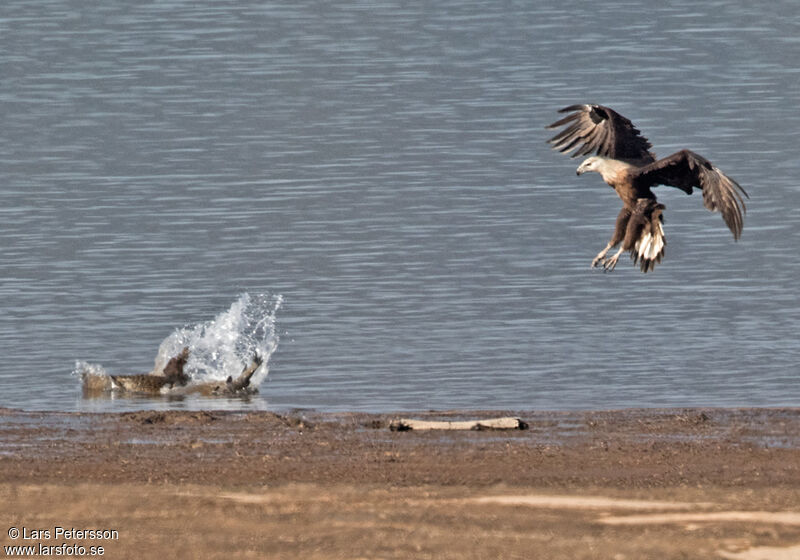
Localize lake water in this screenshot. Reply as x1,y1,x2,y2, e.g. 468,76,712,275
1,1,798,412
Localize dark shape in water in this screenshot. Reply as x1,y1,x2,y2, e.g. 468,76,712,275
81,347,262,397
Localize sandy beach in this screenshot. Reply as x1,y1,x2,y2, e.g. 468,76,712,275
2,407,800,559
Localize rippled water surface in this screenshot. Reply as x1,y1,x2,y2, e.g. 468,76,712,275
1,1,798,412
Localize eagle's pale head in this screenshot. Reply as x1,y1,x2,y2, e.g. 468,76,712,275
576,156,631,185
576,156,603,176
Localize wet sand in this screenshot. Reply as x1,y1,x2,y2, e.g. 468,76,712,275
2,407,800,559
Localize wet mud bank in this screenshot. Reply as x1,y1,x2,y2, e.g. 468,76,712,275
2,407,800,487
2,407,800,559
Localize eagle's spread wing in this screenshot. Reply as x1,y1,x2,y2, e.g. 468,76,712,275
546,104,655,163
633,150,748,240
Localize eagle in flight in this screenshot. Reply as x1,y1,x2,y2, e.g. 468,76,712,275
546,104,748,272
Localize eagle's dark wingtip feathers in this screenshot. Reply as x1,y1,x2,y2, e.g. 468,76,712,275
545,112,580,131
558,104,590,113
546,104,655,163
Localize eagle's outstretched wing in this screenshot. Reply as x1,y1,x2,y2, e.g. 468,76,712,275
546,104,656,163
633,149,748,240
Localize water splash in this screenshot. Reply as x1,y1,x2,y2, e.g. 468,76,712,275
73,361,108,379
154,293,282,386
74,293,282,393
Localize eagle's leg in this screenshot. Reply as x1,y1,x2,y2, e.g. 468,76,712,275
591,242,614,268
592,207,632,271
601,246,626,272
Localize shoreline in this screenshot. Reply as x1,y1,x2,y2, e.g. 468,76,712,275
3,407,800,558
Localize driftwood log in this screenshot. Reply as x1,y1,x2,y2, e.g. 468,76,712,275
389,417,528,432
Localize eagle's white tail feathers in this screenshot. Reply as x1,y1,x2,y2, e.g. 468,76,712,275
633,218,665,273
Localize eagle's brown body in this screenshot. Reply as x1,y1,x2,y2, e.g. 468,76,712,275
547,104,748,272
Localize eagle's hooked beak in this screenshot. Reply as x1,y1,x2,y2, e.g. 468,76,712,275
576,159,592,175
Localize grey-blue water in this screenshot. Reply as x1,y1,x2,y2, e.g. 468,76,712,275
1,1,798,413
